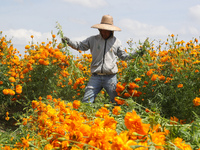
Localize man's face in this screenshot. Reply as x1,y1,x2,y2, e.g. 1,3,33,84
99,29,112,39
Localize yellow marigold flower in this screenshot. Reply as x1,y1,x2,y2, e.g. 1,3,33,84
9,77,16,82
44,144,53,150
173,137,192,150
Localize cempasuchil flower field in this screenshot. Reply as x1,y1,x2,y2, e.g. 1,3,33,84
0,25,200,150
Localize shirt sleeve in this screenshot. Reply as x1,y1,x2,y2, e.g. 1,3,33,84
116,41,137,61
67,37,90,51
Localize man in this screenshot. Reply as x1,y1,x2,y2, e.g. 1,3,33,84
62,15,143,104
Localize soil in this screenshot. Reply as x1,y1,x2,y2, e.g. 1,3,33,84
0,103,24,132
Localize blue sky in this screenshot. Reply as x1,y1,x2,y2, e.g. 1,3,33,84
1,0,200,56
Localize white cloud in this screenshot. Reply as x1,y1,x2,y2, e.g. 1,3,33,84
4,29,51,45
189,5,200,22
62,0,107,8
178,26,199,35
119,19,172,38
3,29,52,54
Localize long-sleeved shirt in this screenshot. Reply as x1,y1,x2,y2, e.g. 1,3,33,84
67,34,136,74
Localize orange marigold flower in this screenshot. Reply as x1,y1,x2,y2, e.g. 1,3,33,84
151,74,158,81
47,95,52,100
193,97,200,106
177,84,183,88
124,110,150,137
159,75,165,81
16,84,22,94
114,97,126,105
22,118,27,126
135,78,141,82
170,116,179,124
8,89,15,96
128,82,139,89
25,45,30,49
52,34,56,38
95,107,110,118
5,116,10,121
0,81,3,84
144,81,148,85
3,89,9,95
116,82,125,92
32,100,39,109
147,69,153,76
68,78,73,85
112,106,121,115
73,100,80,109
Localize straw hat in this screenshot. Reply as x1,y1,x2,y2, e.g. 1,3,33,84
91,15,121,31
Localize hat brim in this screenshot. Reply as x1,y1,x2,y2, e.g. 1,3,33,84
91,24,121,31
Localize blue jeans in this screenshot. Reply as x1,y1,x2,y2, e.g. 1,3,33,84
82,74,117,103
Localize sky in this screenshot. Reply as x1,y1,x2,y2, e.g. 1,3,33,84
1,0,200,56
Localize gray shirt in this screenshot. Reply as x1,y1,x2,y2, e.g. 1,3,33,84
67,34,135,74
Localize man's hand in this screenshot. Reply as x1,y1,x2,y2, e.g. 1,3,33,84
62,36,70,43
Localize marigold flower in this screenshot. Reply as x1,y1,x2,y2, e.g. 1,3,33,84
177,84,183,88
125,110,150,137
193,97,200,106
147,69,153,76
3,89,9,95
25,45,30,49
95,107,110,118
73,100,80,109
173,137,192,150
52,34,56,38
151,74,158,81
8,89,15,96
9,77,16,82
135,78,141,82
144,81,148,85
170,116,179,124
16,84,22,94
5,116,10,121
112,106,121,115
44,144,53,150
0,81,3,84
32,100,39,109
